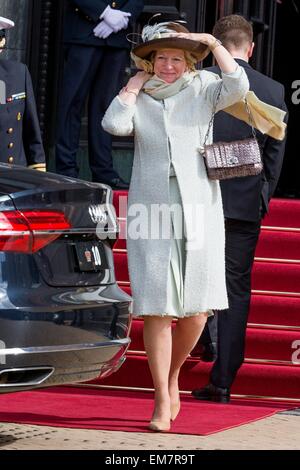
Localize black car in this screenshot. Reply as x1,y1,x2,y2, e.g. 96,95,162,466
0,163,132,393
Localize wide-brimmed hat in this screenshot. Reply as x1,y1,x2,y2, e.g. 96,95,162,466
132,21,210,63
0,16,15,30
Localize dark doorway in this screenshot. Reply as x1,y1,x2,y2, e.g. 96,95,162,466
273,0,300,197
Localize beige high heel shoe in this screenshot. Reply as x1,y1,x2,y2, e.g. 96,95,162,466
170,402,181,421
148,419,171,432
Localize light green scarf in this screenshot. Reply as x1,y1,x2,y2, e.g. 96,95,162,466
143,72,198,100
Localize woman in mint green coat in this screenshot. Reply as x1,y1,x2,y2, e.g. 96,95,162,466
102,21,249,431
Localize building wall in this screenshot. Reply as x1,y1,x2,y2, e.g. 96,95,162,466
0,0,29,62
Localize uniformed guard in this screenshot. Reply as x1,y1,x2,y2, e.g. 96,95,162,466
0,16,46,170
55,1,144,189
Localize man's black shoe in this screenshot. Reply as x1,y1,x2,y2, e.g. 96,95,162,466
192,383,230,403
106,177,129,190
201,342,217,362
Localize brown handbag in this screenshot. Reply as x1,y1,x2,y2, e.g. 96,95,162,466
200,85,263,180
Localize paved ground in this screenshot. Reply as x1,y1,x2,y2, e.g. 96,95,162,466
0,411,299,450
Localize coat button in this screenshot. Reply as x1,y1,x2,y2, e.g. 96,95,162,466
17,112,22,121
7,128,13,134
8,143,14,149
8,156,14,164
112,2,117,7
75,8,79,12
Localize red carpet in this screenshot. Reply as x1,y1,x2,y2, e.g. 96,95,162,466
0,387,293,435
129,319,300,362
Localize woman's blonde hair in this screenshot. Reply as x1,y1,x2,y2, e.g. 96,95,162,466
138,49,197,74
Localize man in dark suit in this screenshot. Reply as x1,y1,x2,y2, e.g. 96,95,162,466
192,15,288,402
0,16,45,169
55,0,144,188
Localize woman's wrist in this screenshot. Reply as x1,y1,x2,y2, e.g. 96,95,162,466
120,86,139,97
209,38,223,51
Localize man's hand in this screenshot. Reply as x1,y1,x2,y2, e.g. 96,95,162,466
101,5,131,32
93,21,114,39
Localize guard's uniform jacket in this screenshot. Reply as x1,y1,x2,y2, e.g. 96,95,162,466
0,58,45,168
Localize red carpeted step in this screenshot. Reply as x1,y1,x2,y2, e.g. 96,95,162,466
128,319,174,352
114,218,127,250
114,243,300,292
112,195,300,229
114,252,130,283
255,230,300,260
115,228,300,260
183,358,300,399
112,196,300,230
116,262,300,293
120,291,300,328
98,354,197,390
116,258,300,294
113,196,300,224
118,282,300,328
252,261,300,293
97,354,300,399
115,225,300,258
115,243,300,286
248,295,300,327
264,198,300,229
118,283,131,296
112,190,128,218
129,319,144,352
245,328,300,362
119,291,300,329
129,320,300,362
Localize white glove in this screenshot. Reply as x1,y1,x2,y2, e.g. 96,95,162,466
93,20,114,39
101,5,131,32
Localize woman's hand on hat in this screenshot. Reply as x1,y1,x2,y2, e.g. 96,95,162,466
170,32,198,42
171,32,221,50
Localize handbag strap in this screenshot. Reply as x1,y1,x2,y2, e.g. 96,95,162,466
202,82,222,148
202,82,257,148
244,98,257,138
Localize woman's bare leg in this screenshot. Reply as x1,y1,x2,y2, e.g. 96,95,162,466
143,316,173,423
169,313,208,410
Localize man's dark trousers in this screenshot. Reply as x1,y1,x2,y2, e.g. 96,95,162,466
55,45,128,182
210,218,261,388
195,59,287,391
